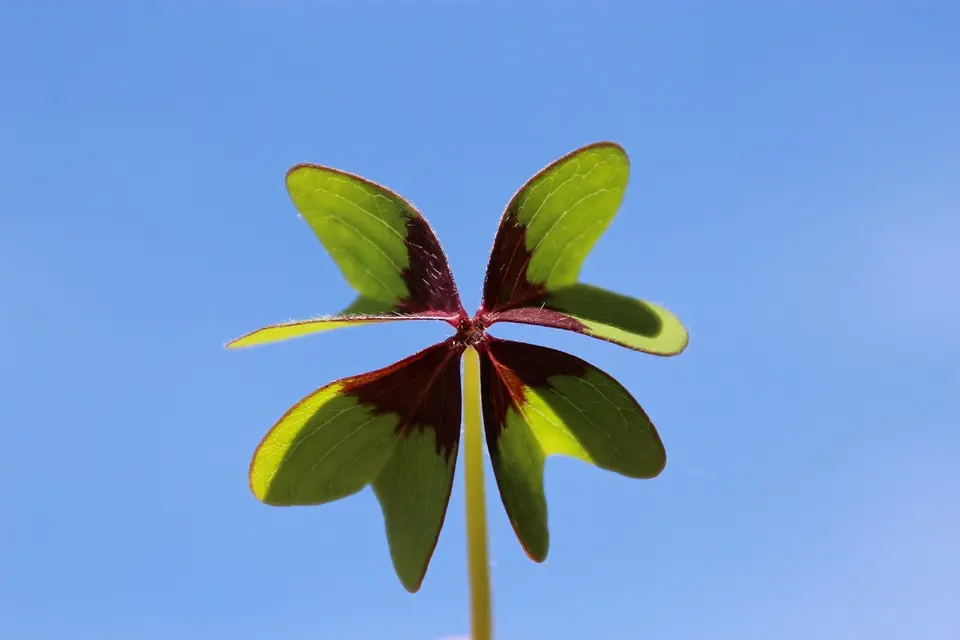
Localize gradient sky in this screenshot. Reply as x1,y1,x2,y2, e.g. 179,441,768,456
2,3,958,639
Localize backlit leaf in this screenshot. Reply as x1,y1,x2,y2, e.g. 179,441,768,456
488,283,688,356
249,339,465,592
287,164,464,315
479,142,688,355
229,165,467,348
481,141,629,309
478,337,665,561
226,311,455,349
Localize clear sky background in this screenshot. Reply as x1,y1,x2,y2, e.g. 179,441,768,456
2,3,958,639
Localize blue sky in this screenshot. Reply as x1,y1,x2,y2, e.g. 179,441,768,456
2,3,958,639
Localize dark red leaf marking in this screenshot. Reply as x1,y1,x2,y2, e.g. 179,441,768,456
398,216,464,315
342,338,465,460
481,208,543,312
485,305,587,332
477,337,588,454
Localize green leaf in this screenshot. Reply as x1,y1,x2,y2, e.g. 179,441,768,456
249,339,465,592
479,142,688,355
229,166,468,349
478,337,665,562
481,141,629,309
226,312,456,349
489,284,688,356
372,431,457,593
287,164,463,314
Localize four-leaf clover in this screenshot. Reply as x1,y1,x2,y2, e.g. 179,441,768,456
228,142,688,592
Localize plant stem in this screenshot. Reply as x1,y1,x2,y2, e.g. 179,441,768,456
463,346,492,640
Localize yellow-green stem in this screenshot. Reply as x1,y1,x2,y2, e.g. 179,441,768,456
463,346,492,640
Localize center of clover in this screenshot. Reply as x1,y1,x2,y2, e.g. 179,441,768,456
457,315,487,347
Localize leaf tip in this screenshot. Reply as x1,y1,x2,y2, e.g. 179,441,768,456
284,162,312,182
400,575,424,594
515,526,548,564
649,450,668,479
